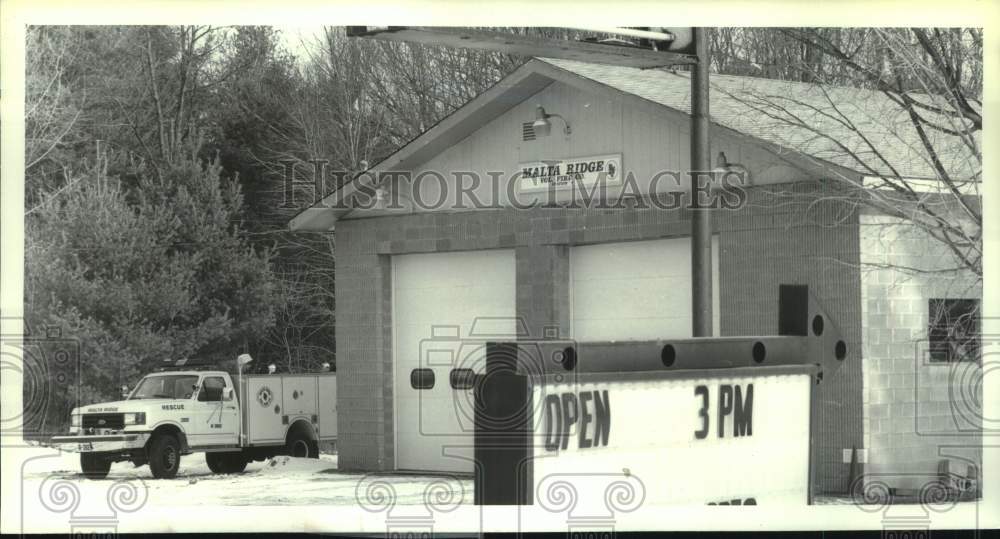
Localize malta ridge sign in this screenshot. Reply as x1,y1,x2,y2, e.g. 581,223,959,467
474,284,849,506
517,154,622,193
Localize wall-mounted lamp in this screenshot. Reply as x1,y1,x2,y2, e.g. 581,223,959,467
714,151,751,184
532,105,572,137
716,151,729,170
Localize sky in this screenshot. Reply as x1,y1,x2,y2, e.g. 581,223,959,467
275,26,325,63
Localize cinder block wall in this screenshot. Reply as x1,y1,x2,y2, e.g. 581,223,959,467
716,182,864,494
334,183,864,495
859,214,982,491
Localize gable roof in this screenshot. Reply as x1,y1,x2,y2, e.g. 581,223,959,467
541,58,979,182
290,57,979,232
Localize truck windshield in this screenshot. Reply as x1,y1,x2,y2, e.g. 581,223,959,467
129,375,199,400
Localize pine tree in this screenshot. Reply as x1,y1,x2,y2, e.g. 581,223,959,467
24,153,277,434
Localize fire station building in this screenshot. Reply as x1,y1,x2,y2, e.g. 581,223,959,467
290,58,982,495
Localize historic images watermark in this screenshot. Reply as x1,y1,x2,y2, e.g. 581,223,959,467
529,472,645,538
354,474,465,537
415,318,576,439
850,466,984,539
22,459,150,537
842,323,994,536
912,323,997,440
1,319,81,445
4,318,146,536
279,160,749,212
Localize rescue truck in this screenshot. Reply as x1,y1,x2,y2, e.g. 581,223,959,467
52,354,337,479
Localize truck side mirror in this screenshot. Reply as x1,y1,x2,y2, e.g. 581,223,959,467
225,387,234,400
121,385,130,398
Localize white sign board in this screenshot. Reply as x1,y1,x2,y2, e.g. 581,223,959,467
530,372,812,505
518,154,622,193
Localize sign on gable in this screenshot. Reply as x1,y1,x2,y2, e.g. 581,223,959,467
518,154,623,193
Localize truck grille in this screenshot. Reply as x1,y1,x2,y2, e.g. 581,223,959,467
82,413,124,431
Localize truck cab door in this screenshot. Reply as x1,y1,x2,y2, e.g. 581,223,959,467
189,375,239,447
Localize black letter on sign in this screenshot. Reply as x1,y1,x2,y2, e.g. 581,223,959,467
718,385,733,438
593,390,611,447
560,393,578,450
733,384,753,437
578,391,593,449
694,385,709,439
544,394,562,451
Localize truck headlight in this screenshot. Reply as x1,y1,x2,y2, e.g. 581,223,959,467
123,412,146,425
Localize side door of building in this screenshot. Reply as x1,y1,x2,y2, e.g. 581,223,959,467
189,375,239,447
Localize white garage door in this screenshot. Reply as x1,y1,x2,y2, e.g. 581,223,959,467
392,249,516,473
570,237,720,342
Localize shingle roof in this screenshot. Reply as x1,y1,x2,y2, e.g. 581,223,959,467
540,58,980,181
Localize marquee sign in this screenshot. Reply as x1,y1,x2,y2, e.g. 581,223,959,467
530,371,812,505
517,154,622,193
473,284,847,506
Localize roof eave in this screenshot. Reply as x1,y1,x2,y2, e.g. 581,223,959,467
288,58,894,232
288,59,557,232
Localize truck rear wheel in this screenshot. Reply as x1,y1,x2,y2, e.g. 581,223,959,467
80,453,111,479
205,452,227,474
148,434,181,479
285,431,316,458
225,453,249,473
206,452,248,474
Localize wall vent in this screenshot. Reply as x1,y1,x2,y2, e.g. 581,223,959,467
522,122,536,141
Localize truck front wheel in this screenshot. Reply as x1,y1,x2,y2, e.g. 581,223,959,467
148,434,181,479
80,453,111,479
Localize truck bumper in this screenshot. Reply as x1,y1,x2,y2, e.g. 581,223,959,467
51,433,150,453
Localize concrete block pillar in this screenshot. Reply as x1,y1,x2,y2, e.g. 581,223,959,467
515,245,571,340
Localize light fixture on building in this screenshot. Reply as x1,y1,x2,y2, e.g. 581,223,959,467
716,151,728,170
532,105,572,137
268,363,276,374
715,151,751,184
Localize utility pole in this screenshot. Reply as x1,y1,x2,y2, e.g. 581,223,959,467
690,27,713,337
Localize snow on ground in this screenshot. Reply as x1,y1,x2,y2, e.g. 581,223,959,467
16,444,474,507
13,444,974,509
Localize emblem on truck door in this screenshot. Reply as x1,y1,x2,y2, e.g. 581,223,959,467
257,386,273,407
